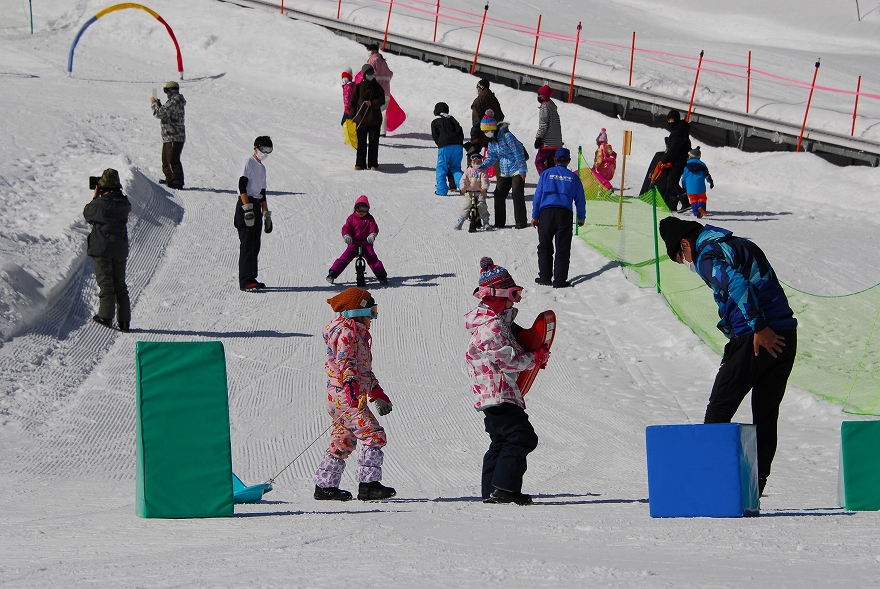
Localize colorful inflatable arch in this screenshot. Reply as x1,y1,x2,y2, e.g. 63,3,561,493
67,3,183,77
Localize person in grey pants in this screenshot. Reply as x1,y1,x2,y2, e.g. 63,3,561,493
83,169,132,331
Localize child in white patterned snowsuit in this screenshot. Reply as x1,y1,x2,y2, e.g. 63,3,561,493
313,287,396,501
454,152,492,231
464,257,550,505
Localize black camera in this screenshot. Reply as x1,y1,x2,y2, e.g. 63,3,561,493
89,176,101,190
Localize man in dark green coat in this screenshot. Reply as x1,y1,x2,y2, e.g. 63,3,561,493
83,169,132,331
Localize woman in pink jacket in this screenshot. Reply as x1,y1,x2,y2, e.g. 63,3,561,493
327,195,388,285
314,287,396,501
464,257,550,505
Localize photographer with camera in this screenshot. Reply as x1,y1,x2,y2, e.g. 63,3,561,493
84,169,132,331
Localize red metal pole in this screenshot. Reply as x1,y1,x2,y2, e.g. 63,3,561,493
628,31,635,86
797,59,821,152
470,2,489,75
746,50,751,114
851,75,862,136
433,0,440,43
336,0,341,19
567,22,582,104
281,0,284,13
532,14,541,65
685,50,704,122
382,0,393,51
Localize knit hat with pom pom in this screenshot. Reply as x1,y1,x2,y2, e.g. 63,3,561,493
478,256,518,290
596,128,608,145
480,110,498,132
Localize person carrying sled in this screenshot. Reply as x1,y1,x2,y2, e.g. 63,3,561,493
465,257,550,505
327,195,388,285
235,136,274,292
366,43,394,136
657,109,692,211
659,217,797,496
349,64,386,171
680,146,714,218
431,102,464,196
84,168,132,332
470,79,504,152
150,81,186,189
531,148,586,288
533,85,563,175
454,152,491,231
478,111,528,229
591,128,617,190
314,287,396,501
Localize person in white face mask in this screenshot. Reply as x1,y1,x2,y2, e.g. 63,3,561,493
659,216,798,497
349,64,385,171
235,136,274,291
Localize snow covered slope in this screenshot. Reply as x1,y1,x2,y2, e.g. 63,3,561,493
1,1,879,587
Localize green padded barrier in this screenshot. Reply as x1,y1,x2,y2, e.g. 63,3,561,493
838,421,880,511
135,341,233,518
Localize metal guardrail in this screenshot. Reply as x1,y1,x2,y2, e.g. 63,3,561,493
220,0,880,166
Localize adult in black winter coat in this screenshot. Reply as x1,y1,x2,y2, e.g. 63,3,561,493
83,168,132,331
349,64,386,170
659,109,692,211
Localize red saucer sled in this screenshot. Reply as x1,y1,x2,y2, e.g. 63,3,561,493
516,310,556,396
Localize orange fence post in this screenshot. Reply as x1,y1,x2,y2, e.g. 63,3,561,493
280,0,284,13
568,22,581,104
797,59,821,152
336,0,342,19
382,0,394,51
685,50,704,122
433,0,440,42
851,75,862,136
470,2,489,75
746,50,751,114
532,14,541,65
628,31,635,86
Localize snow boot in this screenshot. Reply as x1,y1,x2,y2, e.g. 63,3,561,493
481,216,493,231
314,485,353,501
118,322,130,332
483,488,532,505
453,217,465,230
92,315,113,328
357,481,396,501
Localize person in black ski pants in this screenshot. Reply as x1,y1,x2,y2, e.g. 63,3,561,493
235,136,274,291
658,109,692,212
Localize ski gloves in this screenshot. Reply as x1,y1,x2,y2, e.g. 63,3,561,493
366,233,377,244
264,210,273,234
534,344,551,369
344,235,353,244
343,233,377,245
707,176,714,189
343,380,393,416
534,137,543,149
243,203,255,227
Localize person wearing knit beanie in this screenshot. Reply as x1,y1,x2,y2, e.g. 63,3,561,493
657,216,797,496
534,84,563,175
480,110,498,134
464,256,549,506
471,78,504,151
596,128,608,145
314,286,396,502
340,68,356,126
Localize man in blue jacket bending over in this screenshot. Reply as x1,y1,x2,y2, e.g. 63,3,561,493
530,148,586,288
659,217,798,495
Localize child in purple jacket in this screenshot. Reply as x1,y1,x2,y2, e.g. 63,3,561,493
327,195,389,285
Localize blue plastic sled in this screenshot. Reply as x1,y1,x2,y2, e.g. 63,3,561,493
232,473,273,504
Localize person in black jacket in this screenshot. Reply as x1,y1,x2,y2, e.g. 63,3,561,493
658,109,692,211
431,102,464,196
83,169,132,331
349,64,386,170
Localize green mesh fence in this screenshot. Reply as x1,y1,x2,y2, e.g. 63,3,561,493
576,148,880,416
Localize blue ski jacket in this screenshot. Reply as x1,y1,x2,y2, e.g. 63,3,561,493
481,124,528,178
531,164,586,221
681,157,713,194
694,225,797,338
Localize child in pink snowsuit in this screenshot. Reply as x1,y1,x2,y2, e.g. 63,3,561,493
313,287,396,501
341,68,355,126
591,129,617,190
327,195,388,285
464,257,550,505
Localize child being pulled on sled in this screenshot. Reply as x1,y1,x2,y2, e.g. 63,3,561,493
464,257,550,505
313,287,396,502
454,152,492,231
327,195,388,285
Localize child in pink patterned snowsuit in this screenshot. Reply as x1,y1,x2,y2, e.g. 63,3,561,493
591,128,617,190
340,68,355,126
464,257,550,505
326,195,388,285
313,287,396,501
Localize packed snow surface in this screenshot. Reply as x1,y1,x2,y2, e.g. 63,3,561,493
1,0,879,587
